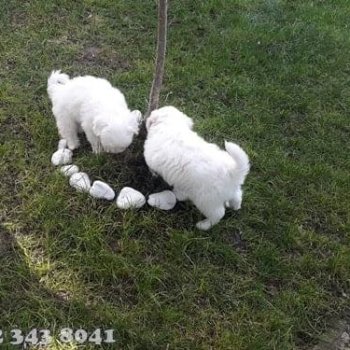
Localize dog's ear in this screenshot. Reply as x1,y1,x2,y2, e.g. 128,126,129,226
130,110,143,125
146,112,159,131
126,110,143,135
127,124,140,136
92,119,108,136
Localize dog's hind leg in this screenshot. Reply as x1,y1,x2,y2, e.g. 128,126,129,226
226,187,243,210
173,187,188,201
195,202,225,231
56,117,80,150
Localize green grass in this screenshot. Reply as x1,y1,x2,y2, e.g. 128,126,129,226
1,0,350,349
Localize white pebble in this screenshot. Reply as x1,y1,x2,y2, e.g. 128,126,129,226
69,172,91,192
51,148,73,166
58,139,68,150
116,187,146,209
60,164,79,177
89,181,115,201
148,190,177,210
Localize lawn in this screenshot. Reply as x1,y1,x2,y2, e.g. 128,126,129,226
1,0,350,349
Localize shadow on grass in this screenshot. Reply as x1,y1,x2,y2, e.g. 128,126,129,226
0,224,132,349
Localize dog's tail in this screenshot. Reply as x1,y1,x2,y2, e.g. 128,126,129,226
225,141,250,179
47,70,70,99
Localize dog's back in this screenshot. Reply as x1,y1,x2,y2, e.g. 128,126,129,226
145,124,247,200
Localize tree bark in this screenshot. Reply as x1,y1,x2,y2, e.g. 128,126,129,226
145,0,168,119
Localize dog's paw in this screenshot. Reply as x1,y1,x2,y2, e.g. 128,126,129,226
67,140,80,151
196,219,212,231
233,203,241,211
58,139,68,150
148,190,177,210
226,199,241,210
173,188,188,201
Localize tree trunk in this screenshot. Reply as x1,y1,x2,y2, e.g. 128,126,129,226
145,0,168,119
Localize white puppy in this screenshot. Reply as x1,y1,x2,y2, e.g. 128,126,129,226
47,70,142,153
144,106,250,230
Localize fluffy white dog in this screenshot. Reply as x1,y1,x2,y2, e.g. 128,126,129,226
144,106,250,230
47,70,142,153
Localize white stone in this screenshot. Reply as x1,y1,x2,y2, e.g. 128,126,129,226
60,164,79,177
58,139,68,150
148,190,177,210
89,181,115,200
116,187,146,209
51,148,73,166
69,172,91,192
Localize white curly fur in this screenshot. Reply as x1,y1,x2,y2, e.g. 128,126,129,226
144,106,250,230
47,70,142,153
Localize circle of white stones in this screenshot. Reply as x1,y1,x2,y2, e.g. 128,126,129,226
51,139,176,210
